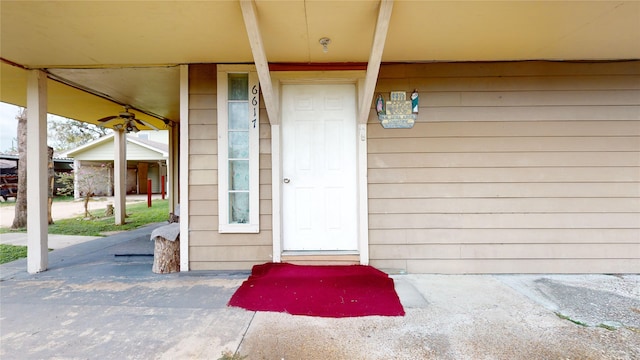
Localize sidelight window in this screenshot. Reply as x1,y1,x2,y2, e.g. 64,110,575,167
217,66,260,233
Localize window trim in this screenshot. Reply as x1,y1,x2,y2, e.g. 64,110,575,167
217,65,260,233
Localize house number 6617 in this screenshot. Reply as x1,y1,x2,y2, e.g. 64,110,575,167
251,85,258,128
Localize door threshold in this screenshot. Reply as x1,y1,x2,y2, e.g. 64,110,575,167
281,251,360,266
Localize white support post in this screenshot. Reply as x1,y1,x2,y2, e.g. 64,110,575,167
271,124,281,262
357,124,370,265
26,70,48,273
172,126,179,207
179,64,189,272
113,130,126,225
357,0,394,125
240,0,279,123
73,159,80,199
167,124,180,212
108,166,113,196
354,0,391,265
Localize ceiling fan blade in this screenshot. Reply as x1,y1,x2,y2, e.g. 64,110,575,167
97,115,119,122
135,118,159,131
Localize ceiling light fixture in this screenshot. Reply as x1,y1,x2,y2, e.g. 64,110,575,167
125,120,140,133
319,37,331,53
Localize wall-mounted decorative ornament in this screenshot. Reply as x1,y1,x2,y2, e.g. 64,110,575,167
376,94,385,115
411,89,419,113
377,91,416,129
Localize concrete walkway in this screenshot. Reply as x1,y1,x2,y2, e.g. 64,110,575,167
0,232,101,249
1,225,638,359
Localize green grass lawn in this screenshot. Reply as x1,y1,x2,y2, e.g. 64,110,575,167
0,244,54,264
47,199,170,236
0,199,170,264
0,244,28,264
0,198,17,207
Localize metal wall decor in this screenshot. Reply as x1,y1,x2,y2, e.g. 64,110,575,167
376,90,418,129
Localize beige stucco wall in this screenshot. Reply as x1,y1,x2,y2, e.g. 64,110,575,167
188,61,640,273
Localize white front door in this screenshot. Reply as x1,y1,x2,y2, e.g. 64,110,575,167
282,84,358,251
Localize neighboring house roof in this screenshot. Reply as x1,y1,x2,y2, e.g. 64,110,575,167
0,154,73,173
0,158,17,171
130,136,168,155
0,154,19,161
0,154,73,163
62,134,168,160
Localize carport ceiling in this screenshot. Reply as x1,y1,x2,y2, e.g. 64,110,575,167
1,0,639,127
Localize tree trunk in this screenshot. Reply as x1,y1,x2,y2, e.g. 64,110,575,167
83,194,92,218
105,203,114,216
152,237,180,274
11,109,28,229
48,146,54,224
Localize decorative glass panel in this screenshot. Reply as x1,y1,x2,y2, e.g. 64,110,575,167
228,131,249,158
229,192,249,224
228,74,249,100
229,102,249,130
228,71,250,224
229,160,249,190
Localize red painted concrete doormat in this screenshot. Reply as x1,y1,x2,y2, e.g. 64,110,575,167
228,262,405,318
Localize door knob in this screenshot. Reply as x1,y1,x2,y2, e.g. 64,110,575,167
283,178,291,184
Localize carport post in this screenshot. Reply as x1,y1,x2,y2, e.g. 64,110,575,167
114,130,126,225
26,70,48,273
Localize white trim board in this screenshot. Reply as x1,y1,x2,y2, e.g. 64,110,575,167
179,64,190,271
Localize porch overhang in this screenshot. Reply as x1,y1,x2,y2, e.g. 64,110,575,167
1,0,638,125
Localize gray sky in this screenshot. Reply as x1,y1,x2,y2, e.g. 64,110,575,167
0,102,21,152
0,102,163,154
0,102,82,153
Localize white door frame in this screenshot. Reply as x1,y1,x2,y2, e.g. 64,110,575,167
270,71,369,265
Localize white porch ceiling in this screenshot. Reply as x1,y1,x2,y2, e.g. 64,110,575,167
1,0,638,127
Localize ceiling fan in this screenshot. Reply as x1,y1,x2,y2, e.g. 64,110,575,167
97,106,159,133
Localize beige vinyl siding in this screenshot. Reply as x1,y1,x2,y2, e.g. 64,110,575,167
369,61,640,274
187,64,272,271
73,142,115,160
